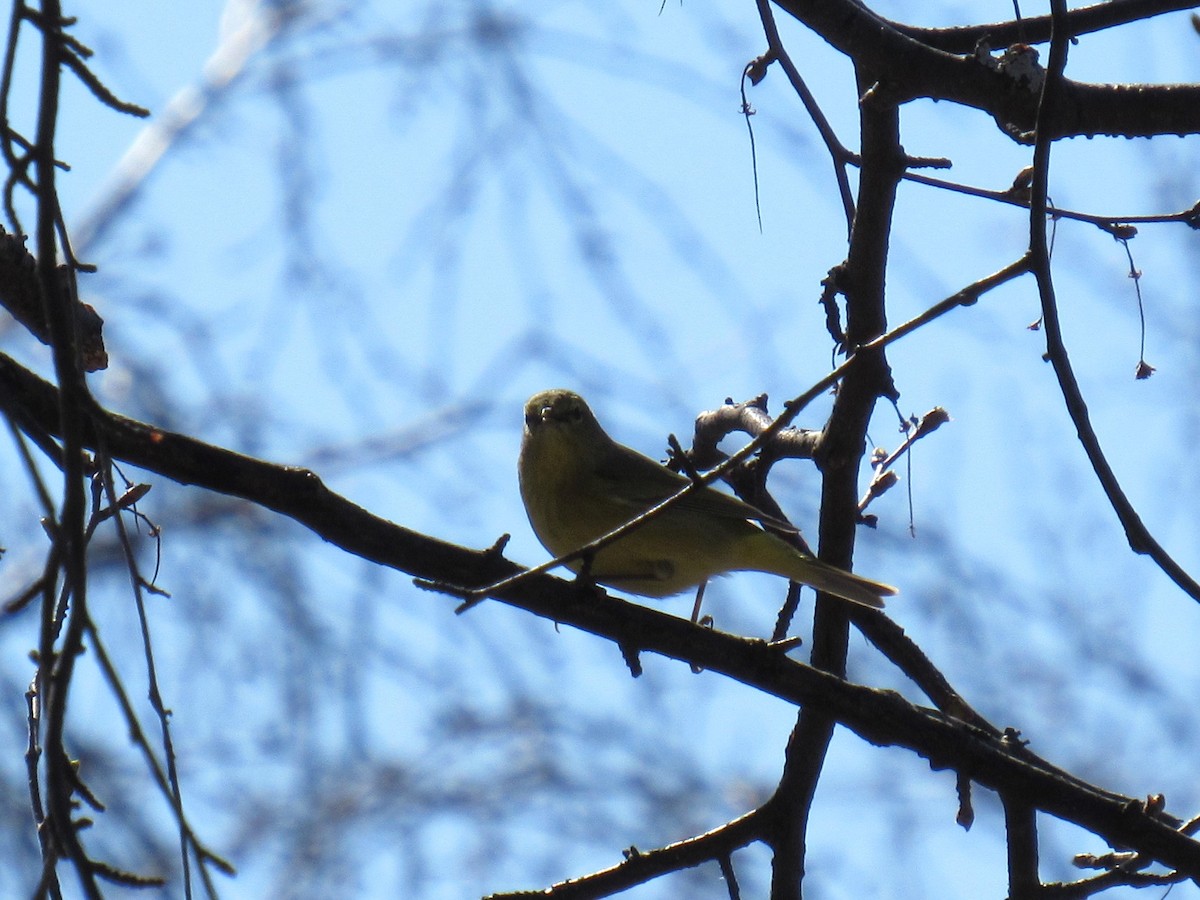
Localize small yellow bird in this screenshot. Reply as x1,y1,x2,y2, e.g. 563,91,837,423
518,389,897,609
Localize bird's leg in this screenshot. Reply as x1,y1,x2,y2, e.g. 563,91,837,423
571,548,603,596
690,579,709,624
578,548,594,579
689,580,713,674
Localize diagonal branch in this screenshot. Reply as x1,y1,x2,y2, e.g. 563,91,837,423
1,256,1031,620
753,0,856,231
4,351,1200,882
485,806,768,899
1027,0,1200,605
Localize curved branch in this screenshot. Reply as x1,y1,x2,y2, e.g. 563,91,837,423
1027,0,1200,605
485,806,767,898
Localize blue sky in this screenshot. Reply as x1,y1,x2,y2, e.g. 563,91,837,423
1,0,1199,897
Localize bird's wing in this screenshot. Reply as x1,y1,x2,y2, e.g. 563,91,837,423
593,444,797,531
675,481,798,532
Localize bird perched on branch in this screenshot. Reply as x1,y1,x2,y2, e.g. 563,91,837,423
518,389,897,609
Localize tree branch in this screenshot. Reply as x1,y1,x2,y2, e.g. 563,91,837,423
3,352,1200,883
890,0,1200,54
772,0,1200,140
1026,0,1200,605
1003,793,1041,898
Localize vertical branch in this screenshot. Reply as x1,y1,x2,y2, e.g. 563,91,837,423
766,61,904,898
0,0,29,225
1002,794,1041,898
29,0,98,894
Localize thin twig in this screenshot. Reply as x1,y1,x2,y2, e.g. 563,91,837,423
1113,235,1155,378
739,63,764,233
902,168,1200,232
1028,0,1200,604
97,455,198,898
753,0,856,231
484,806,767,898
447,256,1031,611
84,617,234,892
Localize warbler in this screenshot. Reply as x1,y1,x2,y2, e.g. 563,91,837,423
518,389,897,609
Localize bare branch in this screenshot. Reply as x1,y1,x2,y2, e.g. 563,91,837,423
892,0,1200,54
773,0,1200,140
1027,0,1200,605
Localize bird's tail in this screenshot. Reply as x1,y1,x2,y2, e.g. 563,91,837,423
790,555,897,609
733,530,899,609
743,530,896,608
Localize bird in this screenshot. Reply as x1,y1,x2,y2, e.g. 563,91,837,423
518,389,897,609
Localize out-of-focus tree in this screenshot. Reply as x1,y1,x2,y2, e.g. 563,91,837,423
1,0,1199,897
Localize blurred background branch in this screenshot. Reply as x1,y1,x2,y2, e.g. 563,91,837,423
0,0,1198,897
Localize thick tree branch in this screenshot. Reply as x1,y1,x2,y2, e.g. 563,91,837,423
765,60,906,898
1004,794,1041,898
3,353,1200,882
772,0,1200,139
0,231,106,371
891,0,1200,54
